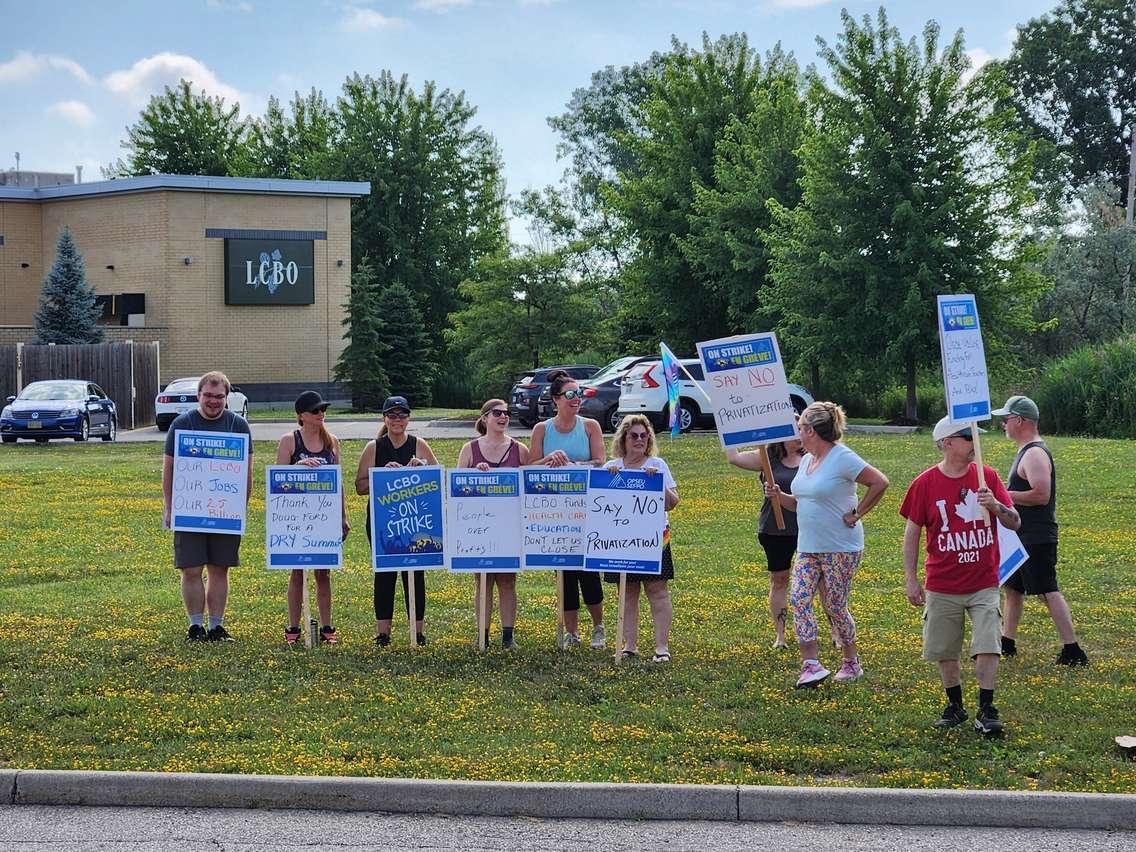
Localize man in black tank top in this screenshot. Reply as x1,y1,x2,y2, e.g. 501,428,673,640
993,396,1088,666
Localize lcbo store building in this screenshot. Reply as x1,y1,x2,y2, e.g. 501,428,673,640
0,175,371,401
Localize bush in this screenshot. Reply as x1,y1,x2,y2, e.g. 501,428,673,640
878,384,945,424
1036,336,1136,438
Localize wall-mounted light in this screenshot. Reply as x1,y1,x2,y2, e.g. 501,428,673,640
106,264,115,271
183,256,193,265
336,259,344,267
20,262,30,268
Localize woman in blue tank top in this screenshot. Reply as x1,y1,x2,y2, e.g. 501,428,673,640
529,370,607,649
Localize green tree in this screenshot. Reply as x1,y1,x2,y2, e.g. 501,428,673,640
334,257,389,411
765,9,1046,420
109,80,250,177
243,89,337,179
34,228,104,345
374,282,438,408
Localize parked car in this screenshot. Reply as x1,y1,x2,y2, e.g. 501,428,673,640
507,364,598,427
536,355,656,432
618,358,814,433
155,377,249,431
1,379,117,443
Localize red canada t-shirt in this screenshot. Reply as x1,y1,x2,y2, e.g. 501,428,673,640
899,463,1012,595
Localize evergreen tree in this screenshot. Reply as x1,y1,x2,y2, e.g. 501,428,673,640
334,257,389,411
34,228,104,344
374,282,438,408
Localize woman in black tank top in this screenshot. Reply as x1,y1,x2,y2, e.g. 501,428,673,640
354,396,439,646
274,391,348,646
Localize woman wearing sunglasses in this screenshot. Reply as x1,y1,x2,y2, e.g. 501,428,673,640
529,369,607,649
457,398,533,648
602,415,679,662
355,395,438,647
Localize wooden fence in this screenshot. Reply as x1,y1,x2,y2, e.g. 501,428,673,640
0,341,160,430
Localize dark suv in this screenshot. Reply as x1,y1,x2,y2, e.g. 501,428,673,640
508,364,598,427
536,355,655,432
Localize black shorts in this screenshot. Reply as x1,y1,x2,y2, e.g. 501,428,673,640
758,532,797,573
174,531,241,569
1004,541,1059,595
603,543,675,584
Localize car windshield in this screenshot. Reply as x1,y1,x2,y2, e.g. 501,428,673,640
166,380,199,393
590,357,639,383
19,382,86,401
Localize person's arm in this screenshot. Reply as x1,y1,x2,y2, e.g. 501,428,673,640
355,441,376,495
275,434,292,466
844,463,889,527
331,441,350,539
413,437,438,466
457,440,481,470
1008,446,1051,507
762,481,798,512
585,419,606,467
902,519,925,607
976,486,1021,530
162,454,174,528
725,448,764,472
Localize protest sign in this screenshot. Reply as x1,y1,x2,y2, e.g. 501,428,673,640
170,430,249,534
696,333,797,449
446,470,522,572
368,465,445,571
583,468,666,574
997,521,1028,586
265,465,343,569
522,466,589,570
937,294,991,423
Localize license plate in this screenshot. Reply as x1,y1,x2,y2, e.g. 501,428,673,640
27,421,42,429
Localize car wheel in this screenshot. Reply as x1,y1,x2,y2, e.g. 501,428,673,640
35,437,48,444
101,417,117,442
604,406,622,433
241,404,248,420
157,419,170,432
678,401,698,434
1,436,15,444
74,417,89,442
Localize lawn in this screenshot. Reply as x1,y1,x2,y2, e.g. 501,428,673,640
0,433,1133,792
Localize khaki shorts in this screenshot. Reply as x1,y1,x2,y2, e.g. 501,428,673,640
922,587,1001,661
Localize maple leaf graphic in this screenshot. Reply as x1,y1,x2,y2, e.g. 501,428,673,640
953,490,984,524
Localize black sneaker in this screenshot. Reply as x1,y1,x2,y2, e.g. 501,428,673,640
374,633,391,647
1001,636,1017,657
416,632,428,646
933,702,968,728
185,624,208,643
974,704,1004,735
1056,645,1088,667
206,625,234,643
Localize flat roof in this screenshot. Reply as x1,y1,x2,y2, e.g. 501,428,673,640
0,174,371,202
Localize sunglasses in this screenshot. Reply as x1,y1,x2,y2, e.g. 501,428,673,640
949,433,974,442
487,409,510,418
385,411,410,420
557,389,584,400
627,431,649,440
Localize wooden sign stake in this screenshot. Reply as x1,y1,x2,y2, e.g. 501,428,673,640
301,569,313,649
477,572,488,651
555,570,566,650
971,422,991,526
615,572,627,664
407,570,419,647
758,446,786,530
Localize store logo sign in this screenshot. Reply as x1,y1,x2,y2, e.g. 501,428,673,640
244,249,299,295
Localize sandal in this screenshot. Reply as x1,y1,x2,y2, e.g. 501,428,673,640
619,649,640,660
284,626,301,646
652,651,671,663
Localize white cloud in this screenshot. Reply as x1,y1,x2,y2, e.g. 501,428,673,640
340,6,406,31
47,100,96,128
206,0,255,10
104,53,245,108
0,51,94,85
414,0,472,10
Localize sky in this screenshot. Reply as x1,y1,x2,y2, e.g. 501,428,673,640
1,0,1058,239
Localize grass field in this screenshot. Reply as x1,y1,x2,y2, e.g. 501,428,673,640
1,433,1133,791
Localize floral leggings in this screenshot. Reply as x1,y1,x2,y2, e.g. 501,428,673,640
790,551,862,646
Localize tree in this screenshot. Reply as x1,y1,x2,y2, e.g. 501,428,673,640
109,80,250,177
34,228,104,344
764,9,1046,420
374,282,438,408
334,257,389,411
243,89,337,179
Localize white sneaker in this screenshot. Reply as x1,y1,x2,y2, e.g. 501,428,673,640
562,632,582,648
590,624,606,649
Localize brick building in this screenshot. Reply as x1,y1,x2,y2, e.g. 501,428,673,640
0,175,370,401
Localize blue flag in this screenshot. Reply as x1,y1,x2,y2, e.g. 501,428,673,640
660,342,682,438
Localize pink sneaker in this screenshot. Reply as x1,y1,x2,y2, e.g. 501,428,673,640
795,660,830,689
834,657,864,682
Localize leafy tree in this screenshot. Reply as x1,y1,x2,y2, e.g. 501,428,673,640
374,282,438,408
334,257,389,411
764,9,1046,420
109,80,250,177
34,228,104,344
243,89,337,179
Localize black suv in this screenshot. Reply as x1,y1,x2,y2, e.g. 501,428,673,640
536,355,655,432
508,364,598,427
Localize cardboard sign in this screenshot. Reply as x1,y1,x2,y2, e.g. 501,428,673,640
997,521,1028,586
696,333,798,448
522,466,589,569
369,466,446,571
937,294,991,422
584,468,666,574
170,430,249,534
446,470,522,572
265,465,343,569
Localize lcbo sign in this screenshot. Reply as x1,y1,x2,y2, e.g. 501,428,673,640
224,238,316,305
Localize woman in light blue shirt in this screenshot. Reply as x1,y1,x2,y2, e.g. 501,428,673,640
764,401,888,689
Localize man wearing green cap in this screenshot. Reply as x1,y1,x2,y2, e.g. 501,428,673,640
992,395,1088,666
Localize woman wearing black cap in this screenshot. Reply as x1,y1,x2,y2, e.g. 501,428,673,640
354,395,439,646
275,390,349,645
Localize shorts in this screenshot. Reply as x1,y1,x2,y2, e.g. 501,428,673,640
174,531,241,569
922,586,1001,661
758,532,796,573
604,544,675,584
1003,541,1059,595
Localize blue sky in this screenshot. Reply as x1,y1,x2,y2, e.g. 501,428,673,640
3,0,1056,236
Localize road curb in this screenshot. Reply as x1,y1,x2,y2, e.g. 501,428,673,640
7,770,1136,829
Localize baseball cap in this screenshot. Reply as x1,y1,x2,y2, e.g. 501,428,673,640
932,417,986,442
294,390,330,414
991,395,1039,421
382,395,411,414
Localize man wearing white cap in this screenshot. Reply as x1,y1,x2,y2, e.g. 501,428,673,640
900,417,1020,734
992,395,1088,666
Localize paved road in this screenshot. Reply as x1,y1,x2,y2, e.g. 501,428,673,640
2,805,1132,851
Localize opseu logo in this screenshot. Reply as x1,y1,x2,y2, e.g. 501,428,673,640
245,249,298,295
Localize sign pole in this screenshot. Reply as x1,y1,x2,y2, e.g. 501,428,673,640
301,569,313,649
971,422,991,526
556,570,566,650
615,572,627,664
757,446,786,530
407,570,418,647
477,572,488,650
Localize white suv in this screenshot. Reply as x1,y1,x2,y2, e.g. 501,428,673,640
618,357,814,433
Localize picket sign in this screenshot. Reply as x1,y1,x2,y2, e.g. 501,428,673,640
170,430,250,534
264,465,344,569
998,521,1028,586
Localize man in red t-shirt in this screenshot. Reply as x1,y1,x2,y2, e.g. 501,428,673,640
900,418,1020,735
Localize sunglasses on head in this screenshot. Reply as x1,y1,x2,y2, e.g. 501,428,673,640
557,388,584,400
487,409,510,418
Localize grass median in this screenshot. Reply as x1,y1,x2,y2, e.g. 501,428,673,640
0,433,1132,791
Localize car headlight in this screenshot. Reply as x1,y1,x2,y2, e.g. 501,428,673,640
1,406,11,419
61,407,81,417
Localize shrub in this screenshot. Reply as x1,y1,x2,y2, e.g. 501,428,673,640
878,384,945,424
1036,336,1136,438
